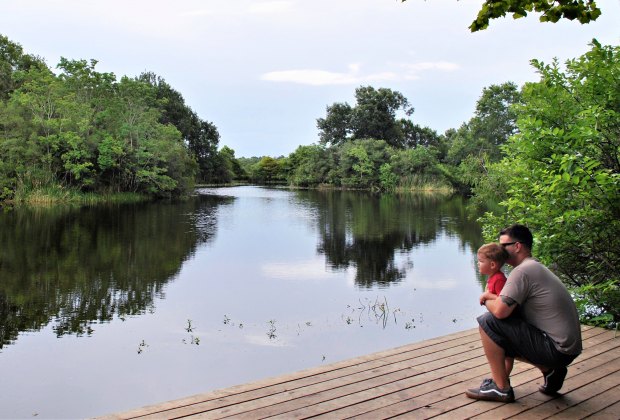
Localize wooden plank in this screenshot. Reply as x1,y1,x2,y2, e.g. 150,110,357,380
92,326,618,420
131,332,482,419
358,327,617,419
140,338,484,418
545,384,620,419
429,341,620,419
257,354,489,419
584,400,620,419
330,362,536,419
97,328,479,419
506,363,620,419
433,354,620,418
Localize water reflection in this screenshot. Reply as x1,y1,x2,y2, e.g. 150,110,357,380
0,195,232,348
292,190,483,288
0,188,485,350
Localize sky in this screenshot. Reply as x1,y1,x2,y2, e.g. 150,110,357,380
1,1,619,158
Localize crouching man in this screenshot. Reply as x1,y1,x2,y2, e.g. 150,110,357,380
466,224,582,402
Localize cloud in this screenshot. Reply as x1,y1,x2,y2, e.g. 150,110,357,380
261,61,459,85
261,63,395,86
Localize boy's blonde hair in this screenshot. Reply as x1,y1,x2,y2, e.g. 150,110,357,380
478,243,509,266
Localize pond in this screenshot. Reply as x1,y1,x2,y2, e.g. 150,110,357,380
0,186,490,418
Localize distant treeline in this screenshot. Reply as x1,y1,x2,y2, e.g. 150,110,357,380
0,33,519,203
237,83,519,194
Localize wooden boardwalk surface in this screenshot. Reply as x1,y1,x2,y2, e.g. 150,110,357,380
97,325,619,419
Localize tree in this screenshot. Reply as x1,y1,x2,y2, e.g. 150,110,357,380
351,86,413,147
471,82,521,149
317,86,414,148
316,102,352,146
139,72,221,182
285,144,332,186
0,34,45,100
0,43,200,200
481,41,620,322
400,120,444,151
445,82,521,165
254,156,285,183
336,139,393,189
401,1,602,32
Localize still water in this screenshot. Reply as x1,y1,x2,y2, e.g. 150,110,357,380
0,186,489,419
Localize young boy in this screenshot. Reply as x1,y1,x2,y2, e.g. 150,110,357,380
477,242,513,377
478,243,508,296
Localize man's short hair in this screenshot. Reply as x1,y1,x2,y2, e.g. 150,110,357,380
478,243,509,266
499,224,533,250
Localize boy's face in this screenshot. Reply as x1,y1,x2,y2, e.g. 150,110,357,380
477,252,498,276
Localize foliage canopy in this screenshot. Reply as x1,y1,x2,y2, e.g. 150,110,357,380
401,0,602,31
481,40,620,322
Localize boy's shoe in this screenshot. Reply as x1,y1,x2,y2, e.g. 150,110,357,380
539,366,567,395
465,378,515,402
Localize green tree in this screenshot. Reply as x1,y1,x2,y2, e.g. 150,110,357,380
140,72,221,183
471,82,522,155
285,144,332,186
401,1,602,32
351,86,413,147
316,102,352,146
0,50,201,200
253,156,285,183
336,139,393,189
0,34,45,100
317,86,414,148
481,41,620,322
446,82,521,165
379,163,398,191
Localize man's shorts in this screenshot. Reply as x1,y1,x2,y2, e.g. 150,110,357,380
477,312,577,368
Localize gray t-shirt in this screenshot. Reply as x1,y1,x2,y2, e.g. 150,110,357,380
501,258,582,355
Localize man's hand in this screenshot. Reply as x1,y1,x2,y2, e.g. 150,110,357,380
479,291,496,306
482,293,518,319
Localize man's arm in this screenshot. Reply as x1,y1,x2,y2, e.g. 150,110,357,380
480,291,518,319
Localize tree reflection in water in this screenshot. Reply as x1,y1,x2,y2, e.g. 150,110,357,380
295,190,483,288
0,195,232,347
0,188,485,350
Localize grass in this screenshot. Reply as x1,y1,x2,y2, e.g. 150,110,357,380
395,174,454,194
10,184,148,207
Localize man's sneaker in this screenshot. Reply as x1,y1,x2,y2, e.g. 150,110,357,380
465,378,515,402
539,366,567,395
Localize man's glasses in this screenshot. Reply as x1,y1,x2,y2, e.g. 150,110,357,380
501,241,518,248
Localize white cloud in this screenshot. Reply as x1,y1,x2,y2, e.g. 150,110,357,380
261,69,396,86
261,61,460,85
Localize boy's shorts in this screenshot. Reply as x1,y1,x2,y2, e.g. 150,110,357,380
477,312,577,368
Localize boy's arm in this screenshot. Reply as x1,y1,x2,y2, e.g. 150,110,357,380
479,290,497,305
480,291,517,319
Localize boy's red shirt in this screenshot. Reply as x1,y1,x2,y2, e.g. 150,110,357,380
488,271,507,295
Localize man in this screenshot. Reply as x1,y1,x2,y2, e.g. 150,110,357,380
465,224,582,402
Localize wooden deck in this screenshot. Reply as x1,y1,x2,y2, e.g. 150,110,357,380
96,325,619,419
